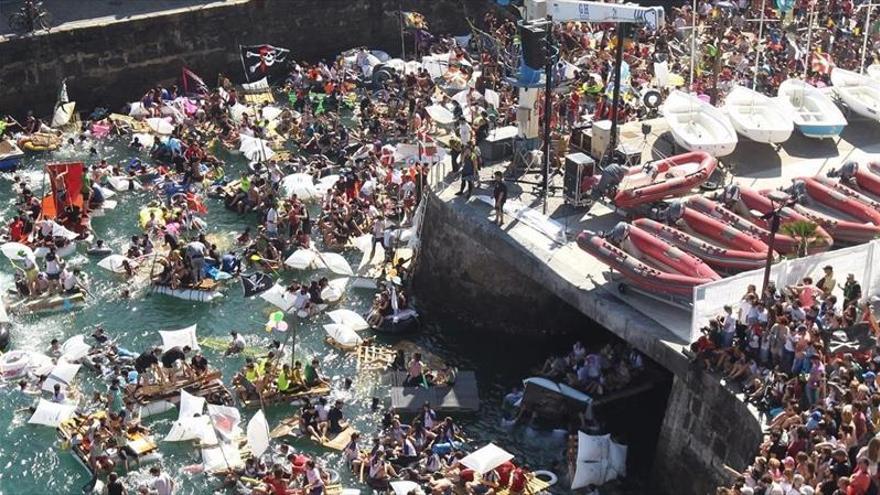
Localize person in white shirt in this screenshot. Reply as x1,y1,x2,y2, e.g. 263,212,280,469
292,286,311,313
226,331,247,356
149,466,174,495
266,205,278,237
720,305,737,348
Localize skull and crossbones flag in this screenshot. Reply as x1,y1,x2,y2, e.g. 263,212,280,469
239,44,290,83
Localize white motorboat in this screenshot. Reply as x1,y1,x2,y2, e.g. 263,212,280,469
831,68,880,122
661,90,738,157
722,85,794,144
776,78,847,138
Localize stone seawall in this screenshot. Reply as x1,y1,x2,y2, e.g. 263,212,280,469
414,189,762,494
0,0,493,117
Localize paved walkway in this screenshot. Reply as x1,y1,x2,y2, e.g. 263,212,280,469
0,0,230,37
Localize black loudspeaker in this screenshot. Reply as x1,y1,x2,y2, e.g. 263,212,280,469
564,152,595,206
520,21,549,70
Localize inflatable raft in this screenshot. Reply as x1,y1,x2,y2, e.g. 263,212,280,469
372,308,420,334
0,139,24,171
611,151,717,209
720,185,836,248
633,217,771,272
17,132,62,152
577,222,720,297
781,178,880,244
151,284,224,302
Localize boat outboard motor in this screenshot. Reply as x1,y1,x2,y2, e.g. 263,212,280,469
607,222,631,244
719,183,741,206
591,162,627,200
829,161,860,187
788,179,809,203
664,201,685,224
0,324,9,353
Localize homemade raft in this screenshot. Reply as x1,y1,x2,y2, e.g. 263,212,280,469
233,382,331,409
58,410,162,475
126,369,233,418
384,371,480,414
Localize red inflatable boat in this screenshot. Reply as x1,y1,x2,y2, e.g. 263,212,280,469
815,176,880,212
686,196,808,255
612,151,717,209
722,185,835,248
576,222,720,297
780,178,880,244
633,217,772,272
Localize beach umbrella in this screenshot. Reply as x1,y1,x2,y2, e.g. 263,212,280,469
326,309,369,331
239,135,275,162
281,173,318,200
1,242,34,261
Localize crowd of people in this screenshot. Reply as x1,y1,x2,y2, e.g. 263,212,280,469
688,265,880,494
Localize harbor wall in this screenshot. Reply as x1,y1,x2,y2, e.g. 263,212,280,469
0,0,493,118
414,190,762,494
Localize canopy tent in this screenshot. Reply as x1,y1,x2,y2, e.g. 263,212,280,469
42,361,82,392
60,335,92,363
323,324,364,347
28,399,76,427
247,410,271,458
159,324,200,351
327,309,369,331
259,283,298,313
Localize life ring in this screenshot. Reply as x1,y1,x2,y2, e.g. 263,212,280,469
533,470,558,487
325,468,340,485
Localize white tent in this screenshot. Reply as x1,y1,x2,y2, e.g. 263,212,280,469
60,335,92,363
42,361,82,392
247,410,271,458
324,324,363,347
460,443,514,474
28,399,77,427
97,254,134,274
327,309,369,331
159,324,200,351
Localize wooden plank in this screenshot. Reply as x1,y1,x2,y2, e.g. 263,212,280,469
319,426,357,451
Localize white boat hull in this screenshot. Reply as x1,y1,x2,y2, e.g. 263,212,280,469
778,78,847,139
832,68,880,122
152,285,224,302
723,86,793,144
662,91,738,157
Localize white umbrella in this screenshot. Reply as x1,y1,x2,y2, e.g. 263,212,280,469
281,173,318,200
239,135,274,162
1,242,34,261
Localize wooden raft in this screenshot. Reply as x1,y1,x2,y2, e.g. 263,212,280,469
243,91,274,105
452,475,549,495
128,369,229,404
236,383,331,408
356,344,396,371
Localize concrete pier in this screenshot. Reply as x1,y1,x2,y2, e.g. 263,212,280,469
414,117,880,493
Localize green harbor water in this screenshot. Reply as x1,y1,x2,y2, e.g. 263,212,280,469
0,138,582,495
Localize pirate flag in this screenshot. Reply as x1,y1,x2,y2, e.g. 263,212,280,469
240,44,290,83
241,271,274,298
